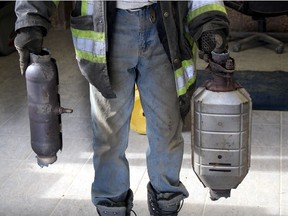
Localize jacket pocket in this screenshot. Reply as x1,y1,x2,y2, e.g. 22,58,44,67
70,15,114,98
70,15,94,31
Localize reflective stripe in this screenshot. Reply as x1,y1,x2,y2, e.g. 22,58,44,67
72,37,105,56
71,28,105,41
81,0,94,16
190,0,224,10
175,59,197,96
71,28,106,63
187,3,227,22
52,0,59,7
74,49,106,63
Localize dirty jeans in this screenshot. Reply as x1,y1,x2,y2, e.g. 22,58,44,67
90,5,189,205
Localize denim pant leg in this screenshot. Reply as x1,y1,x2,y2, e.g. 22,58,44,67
90,9,140,205
90,6,189,206
134,8,189,198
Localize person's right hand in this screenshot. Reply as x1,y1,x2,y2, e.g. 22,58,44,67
14,27,44,75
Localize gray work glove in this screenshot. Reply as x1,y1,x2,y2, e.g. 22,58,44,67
198,30,228,62
14,27,44,75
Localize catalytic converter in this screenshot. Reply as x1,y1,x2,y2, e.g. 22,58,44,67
25,49,73,167
191,51,252,200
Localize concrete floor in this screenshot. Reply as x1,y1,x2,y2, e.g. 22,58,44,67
0,29,288,216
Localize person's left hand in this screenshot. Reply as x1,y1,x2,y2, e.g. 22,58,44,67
14,27,44,75
198,30,227,62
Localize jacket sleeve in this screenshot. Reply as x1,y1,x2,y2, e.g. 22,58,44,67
15,0,58,35
186,1,230,45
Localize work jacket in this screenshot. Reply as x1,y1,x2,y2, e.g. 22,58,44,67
15,1,229,118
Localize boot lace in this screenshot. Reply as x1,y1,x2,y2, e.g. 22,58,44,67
148,195,184,216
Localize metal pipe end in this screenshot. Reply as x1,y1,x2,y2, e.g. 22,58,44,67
30,48,51,64
58,107,73,114
209,189,231,201
36,155,57,168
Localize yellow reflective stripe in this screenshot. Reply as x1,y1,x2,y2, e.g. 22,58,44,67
71,28,105,41
81,0,94,16
52,0,59,7
175,59,197,96
81,0,88,16
187,4,227,23
75,49,106,63
175,59,192,77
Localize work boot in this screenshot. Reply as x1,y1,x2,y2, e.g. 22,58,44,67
96,189,136,216
96,204,126,216
147,182,184,216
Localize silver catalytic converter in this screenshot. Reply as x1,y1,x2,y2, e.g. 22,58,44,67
191,51,252,200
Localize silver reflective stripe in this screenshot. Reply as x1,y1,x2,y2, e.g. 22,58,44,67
176,65,194,90
176,75,185,91
72,36,106,57
175,61,196,96
188,0,224,11
184,65,194,81
86,1,94,15
187,0,226,23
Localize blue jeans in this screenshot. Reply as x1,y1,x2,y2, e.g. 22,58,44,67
90,5,189,205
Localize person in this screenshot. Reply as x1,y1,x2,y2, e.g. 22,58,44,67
14,1,229,215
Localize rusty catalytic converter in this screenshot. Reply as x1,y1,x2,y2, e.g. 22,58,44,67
25,49,73,167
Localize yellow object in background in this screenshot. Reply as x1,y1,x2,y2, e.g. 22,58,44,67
130,87,146,135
